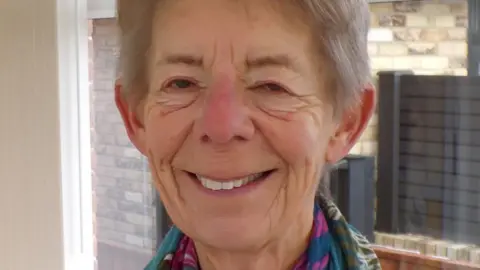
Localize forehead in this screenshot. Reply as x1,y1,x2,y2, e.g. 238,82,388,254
151,0,315,62
155,0,305,28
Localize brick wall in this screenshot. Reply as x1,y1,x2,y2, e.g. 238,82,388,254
369,1,467,76
91,19,156,255
351,0,468,157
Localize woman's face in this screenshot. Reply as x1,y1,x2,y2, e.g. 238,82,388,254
117,0,373,251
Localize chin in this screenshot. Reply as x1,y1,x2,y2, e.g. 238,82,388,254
169,168,285,250
191,219,269,251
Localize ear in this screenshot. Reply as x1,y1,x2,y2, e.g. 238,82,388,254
114,80,148,155
326,84,376,164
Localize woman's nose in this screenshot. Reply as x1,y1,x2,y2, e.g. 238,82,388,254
198,78,254,144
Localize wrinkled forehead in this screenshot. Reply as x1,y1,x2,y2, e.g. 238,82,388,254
144,0,334,98
152,0,311,37
155,0,307,22
148,0,319,70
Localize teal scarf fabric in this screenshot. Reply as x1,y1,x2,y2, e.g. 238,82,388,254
145,196,381,270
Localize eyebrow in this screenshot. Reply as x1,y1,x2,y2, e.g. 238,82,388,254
155,53,299,72
246,54,298,72
156,53,204,67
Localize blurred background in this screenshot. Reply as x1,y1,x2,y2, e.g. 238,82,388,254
87,0,480,269
1,0,479,269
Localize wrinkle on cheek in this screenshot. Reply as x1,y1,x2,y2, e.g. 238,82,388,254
291,102,333,199
293,95,332,140
149,91,200,115
146,121,194,227
257,97,329,223
255,94,324,121
267,166,314,235
142,100,194,195
148,148,187,226
145,115,194,165
264,176,289,235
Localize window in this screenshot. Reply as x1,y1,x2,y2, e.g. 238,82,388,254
351,0,480,267
88,19,157,270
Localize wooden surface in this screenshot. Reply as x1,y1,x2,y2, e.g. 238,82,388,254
374,247,480,270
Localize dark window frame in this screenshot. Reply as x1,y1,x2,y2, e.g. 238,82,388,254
468,0,480,76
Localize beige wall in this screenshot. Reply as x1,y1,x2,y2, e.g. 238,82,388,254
0,1,92,270
0,1,64,270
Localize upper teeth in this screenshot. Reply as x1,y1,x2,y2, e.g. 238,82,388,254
197,173,262,191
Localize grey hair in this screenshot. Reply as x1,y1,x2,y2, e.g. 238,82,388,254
116,0,371,110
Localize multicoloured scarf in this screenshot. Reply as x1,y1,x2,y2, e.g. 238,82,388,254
145,196,381,270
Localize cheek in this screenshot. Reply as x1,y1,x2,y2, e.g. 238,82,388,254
251,91,311,119
149,91,200,115
283,115,328,166
257,114,325,174
254,109,331,215
143,102,196,160
253,95,332,166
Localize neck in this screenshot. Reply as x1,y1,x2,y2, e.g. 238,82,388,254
194,207,314,270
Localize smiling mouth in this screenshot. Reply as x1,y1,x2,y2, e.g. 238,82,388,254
187,170,275,191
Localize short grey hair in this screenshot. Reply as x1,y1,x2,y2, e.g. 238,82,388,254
117,0,371,111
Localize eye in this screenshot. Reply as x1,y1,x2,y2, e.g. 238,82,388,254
264,83,284,92
164,78,197,90
255,82,287,93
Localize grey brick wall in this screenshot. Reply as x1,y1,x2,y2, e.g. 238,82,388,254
91,18,157,254
397,75,480,244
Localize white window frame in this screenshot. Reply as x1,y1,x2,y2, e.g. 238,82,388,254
87,0,116,19
88,9,116,19
57,0,95,269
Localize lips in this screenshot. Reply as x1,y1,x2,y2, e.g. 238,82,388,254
187,170,274,191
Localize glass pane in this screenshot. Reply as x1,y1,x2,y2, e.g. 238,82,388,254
89,19,157,270
358,0,480,268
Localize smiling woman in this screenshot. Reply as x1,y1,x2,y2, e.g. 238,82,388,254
114,0,378,269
